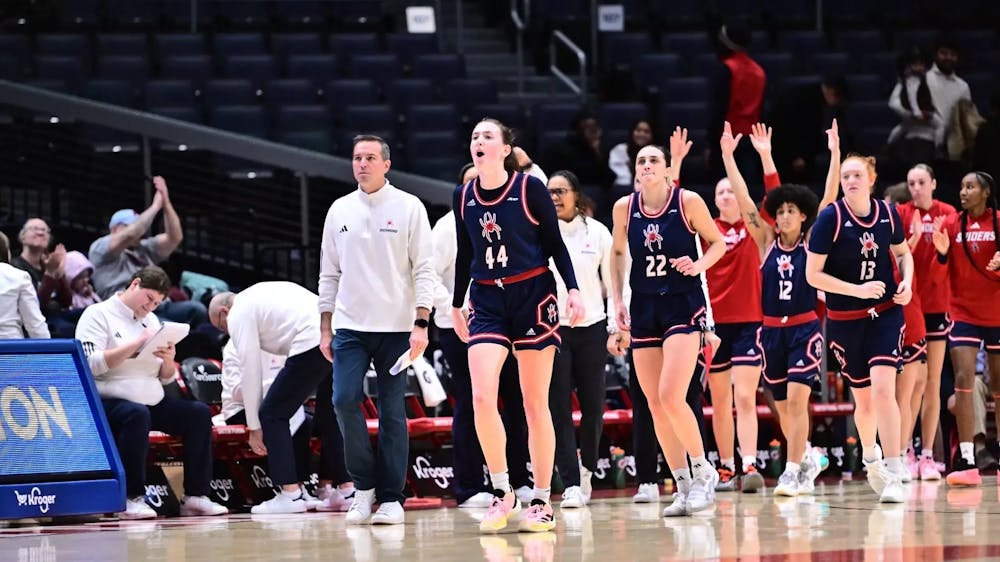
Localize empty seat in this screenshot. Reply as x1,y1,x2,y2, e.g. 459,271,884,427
325,79,377,122
406,104,462,132
276,130,333,153
534,102,583,133
204,79,258,108
349,54,400,93
386,79,434,112
96,55,150,82
144,80,195,109
96,34,148,58
222,55,277,88
443,78,498,117
665,77,709,103
265,79,318,109
209,1,271,28
754,52,794,84
598,103,649,138
836,30,887,57
332,1,383,29
778,30,828,53
470,104,526,132
108,0,157,28
852,101,897,130
209,105,270,138
82,79,136,107
408,157,464,182
386,33,438,70
343,104,395,133
286,54,340,85
861,52,898,78
148,105,203,124
36,34,90,57
35,56,89,90
603,32,653,71
213,33,266,56
633,54,682,95
846,74,888,102
155,34,208,58
271,33,323,62
662,32,713,55
406,132,462,167
412,54,466,84
55,0,101,28
160,55,214,87
273,1,330,27
892,29,938,51
658,102,708,132
808,52,850,77
956,29,999,53
0,55,20,80
275,104,330,133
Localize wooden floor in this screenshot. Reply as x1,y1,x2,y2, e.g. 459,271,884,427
3,478,1000,561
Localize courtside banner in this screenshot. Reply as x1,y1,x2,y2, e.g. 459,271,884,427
0,340,126,519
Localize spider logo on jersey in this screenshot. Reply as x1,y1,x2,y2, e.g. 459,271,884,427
642,223,663,251
812,338,824,360
480,211,502,242
859,232,879,258
547,303,558,324
776,254,795,279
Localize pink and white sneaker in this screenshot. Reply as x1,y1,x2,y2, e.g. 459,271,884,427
518,500,556,533
918,457,942,481
479,490,521,532
906,450,919,481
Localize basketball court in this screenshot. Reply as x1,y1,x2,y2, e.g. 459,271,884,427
2,478,998,561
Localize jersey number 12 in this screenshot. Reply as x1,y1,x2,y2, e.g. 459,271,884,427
485,245,508,270
777,280,793,301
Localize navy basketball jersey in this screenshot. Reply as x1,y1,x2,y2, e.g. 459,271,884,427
808,198,904,312
459,172,548,281
761,238,816,318
627,187,701,295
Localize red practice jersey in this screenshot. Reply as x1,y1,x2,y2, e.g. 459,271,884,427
897,200,957,315
704,218,763,323
943,210,1000,326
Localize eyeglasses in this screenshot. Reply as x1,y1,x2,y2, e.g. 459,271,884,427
548,188,569,197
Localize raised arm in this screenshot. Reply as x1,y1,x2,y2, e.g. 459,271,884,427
819,119,842,211
726,122,774,254
152,177,183,259
749,122,782,225
668,126,693,184
105,192,164,257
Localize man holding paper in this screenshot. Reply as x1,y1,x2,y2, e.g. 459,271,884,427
318,134,436,526
76,266,228,520
208,281,348,514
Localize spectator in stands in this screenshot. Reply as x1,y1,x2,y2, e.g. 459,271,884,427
9,217,71,314
319,134,435,526
609,119,656,199
0,231,50,339
542,111,616,220
209,282,350,514
89,176,208,328
770,75,856,185
926,36,973,152
708,23,767,197
76,266,228,520
47,250,103,338
887,47,941,178
973,92,1000,182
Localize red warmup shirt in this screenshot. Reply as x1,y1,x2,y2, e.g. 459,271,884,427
897,200,957,315
704,218,763,323
891,257,927,346
943,210,1000,326
722,52,766,135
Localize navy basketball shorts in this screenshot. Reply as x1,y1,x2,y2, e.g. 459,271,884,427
924,312,951,341
901,339,928,365
949,321,1000,355
468,270,561,351
708,322,763,374
761,320,824,401
629,289,706,350
827,305,904,389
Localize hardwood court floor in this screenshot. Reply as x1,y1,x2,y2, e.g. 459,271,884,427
2,478,1000,561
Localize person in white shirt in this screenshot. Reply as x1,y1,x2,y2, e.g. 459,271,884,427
0,232,50,339
608,119,655,198
209,281,348,514
888,47,941,169
433,163,534,509
319,134,436,526
219,339,354,513
76,266,227,520
544,170,614,508
926,37,973,150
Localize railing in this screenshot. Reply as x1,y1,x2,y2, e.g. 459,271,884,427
510,0,529,96
549,30,587,98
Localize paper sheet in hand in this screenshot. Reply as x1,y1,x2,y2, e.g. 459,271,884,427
389,349,414,376
134,322,190,359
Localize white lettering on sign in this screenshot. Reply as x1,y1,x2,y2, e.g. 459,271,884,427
597,5,625,32
14,487,57,514
405,6,437,34
144,484,170,508
210,479,235,502
0,386,73,441
412,455,454,489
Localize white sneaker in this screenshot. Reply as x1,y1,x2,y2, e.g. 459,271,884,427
879,476,905,503
579,467,593,503
345,489,376,525
251,492,308,514
662,493,688,517
775,470,800,497
179,495,228,516
458,491,496,509
316,487,354,512
560,486,586,508
302,488,322,511
515,486,534,505
686,473,717,513
633,483,660,503
864,460,889,496
370,501,404,525
121,497,157,520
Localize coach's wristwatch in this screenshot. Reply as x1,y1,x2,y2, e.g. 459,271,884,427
414,318,430,329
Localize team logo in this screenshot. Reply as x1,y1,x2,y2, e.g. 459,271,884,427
776,254,794,279
859,232,879,258
812,338,824,360
546,303,558,324
479,211,502,242
642,223,663,251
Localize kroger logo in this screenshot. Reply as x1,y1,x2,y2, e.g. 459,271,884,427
411,456,454,489
14,487,57,514
144,484,171,508
210,479,235,502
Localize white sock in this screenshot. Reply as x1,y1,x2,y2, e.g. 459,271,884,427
672,468,692,494
533,487,551,503
785,461,801,474
885,456,904,473
490,471,512,494
862,445,880,463
281,489,302,499
690,455,713,479
959,442,975,465
921,448,933,459
720,457,735,471
741,455,757,472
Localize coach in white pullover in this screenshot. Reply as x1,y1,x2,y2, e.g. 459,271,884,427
319,134,435,526
76,266,227,520
209,281,348,514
